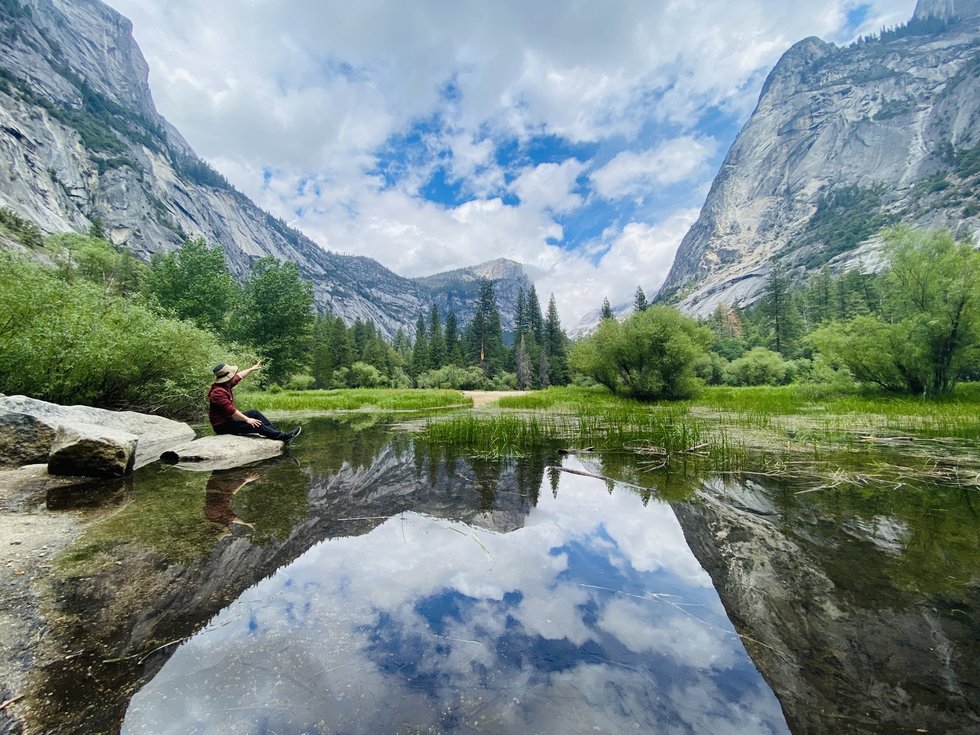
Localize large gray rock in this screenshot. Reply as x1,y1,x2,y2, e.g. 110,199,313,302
0,412,57,467
47,422,137,478
0,396,194,469
160,435,284,472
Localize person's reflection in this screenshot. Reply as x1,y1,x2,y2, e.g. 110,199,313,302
205,468,260,536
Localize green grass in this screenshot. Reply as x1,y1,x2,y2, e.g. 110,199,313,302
236,387,471,413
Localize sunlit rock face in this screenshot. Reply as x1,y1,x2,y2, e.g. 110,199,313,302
659,10,980,317
0,1,527,338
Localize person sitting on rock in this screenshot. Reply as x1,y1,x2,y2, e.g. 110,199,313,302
208,361,301,442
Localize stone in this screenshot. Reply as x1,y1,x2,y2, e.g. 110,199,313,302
160,435,284,472
0,396,195,470
47,423,138,478
0,412,57,467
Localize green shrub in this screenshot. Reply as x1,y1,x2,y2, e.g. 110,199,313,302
0,255,237,416
415,364,486,390
284,373,315,391
693,352,728,385
569,305,711,400
724,347,793,386
349,361,388,388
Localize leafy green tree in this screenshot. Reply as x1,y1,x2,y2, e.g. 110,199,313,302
570,305,711,400
49,233,146,295
812,227,980,395
143,237,239,333
0,254,232,415
232,256,314,385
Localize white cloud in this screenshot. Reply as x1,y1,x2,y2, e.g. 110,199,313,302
591,137,719,201
105,0,917,309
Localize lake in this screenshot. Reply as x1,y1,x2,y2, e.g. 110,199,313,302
30,414,980,733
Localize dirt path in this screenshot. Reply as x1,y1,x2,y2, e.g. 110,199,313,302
462,390,527,408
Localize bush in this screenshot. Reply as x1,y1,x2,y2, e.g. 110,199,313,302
415,365,486,390
0,255,236,416
284,373,315,391
693,352,728,385
724,347,793,386
348,361,388,388
569,306,711,400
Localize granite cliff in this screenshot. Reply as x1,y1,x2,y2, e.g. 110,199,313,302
0,0,530,338
659,0,980,316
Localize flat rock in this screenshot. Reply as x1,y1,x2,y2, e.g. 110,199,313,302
48,423,138,478
0,396,194,469
160,434,284,472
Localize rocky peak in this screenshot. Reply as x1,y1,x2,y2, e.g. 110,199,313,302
914,0,980,20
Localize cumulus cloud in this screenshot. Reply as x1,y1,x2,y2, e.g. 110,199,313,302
591,136,719,201
106,0,916,309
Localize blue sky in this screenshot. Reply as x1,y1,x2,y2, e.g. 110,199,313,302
108,0,915,326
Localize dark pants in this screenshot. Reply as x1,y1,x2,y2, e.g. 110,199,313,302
214,409,291,442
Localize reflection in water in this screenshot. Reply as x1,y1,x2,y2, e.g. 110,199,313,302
123,460,788,734
203,468,259,531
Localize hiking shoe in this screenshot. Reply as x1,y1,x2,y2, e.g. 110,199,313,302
284,426,302,442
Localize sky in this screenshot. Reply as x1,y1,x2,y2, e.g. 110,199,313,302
106,0,915,326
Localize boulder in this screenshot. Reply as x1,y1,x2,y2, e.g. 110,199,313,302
160,435,284,472
0,413,57,467
47,423,138,478
0,396,194,470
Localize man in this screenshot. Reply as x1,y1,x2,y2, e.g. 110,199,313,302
208,361,301,442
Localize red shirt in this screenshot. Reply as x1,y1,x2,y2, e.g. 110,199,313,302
208,374,242,427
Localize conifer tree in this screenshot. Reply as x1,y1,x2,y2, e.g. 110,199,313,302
515,334,533,390
515,288,529,336
544,294,571,385
762,261,803,357
465,278,505,375
633,286,648,313
526,285,544,341
444,312,463,365
428,304,446,368
411,313,429,377
601,298,614,320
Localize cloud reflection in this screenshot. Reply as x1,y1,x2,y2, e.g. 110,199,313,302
123,462,788,734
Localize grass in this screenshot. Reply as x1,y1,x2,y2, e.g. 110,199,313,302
418,383,980,486
236,387,471,413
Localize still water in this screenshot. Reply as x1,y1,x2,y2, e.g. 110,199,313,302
35,415,980,734
123,457,788,734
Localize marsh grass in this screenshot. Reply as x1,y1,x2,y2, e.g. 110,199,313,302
237,388,471,413
421,383,980,487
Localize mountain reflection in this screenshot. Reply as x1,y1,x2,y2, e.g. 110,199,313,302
123,459,788,735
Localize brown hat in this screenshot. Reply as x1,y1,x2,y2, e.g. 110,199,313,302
212,363,239,384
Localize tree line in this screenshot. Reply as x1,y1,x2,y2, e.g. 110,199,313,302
573,226,980,399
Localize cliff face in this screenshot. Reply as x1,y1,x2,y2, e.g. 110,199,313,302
0,0,533,338
659,9,980,316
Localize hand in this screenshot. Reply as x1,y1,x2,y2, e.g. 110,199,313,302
250,360,262,371
246,416,262,428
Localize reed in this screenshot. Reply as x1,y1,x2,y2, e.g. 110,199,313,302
237,388,471,413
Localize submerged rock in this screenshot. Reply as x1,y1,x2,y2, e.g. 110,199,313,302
47,422,138,478
160,434,284,471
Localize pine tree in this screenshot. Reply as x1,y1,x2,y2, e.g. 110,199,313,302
544,294,570,385
633,286,648,313
515,288,528,337
538,346,550,389
411,313,429,377
762,261,803,357
428,304,446,368
600,298,614,320
311,314,335,388
465,278,505,375
526,285,544,342
444,312,463,365
515,334,533,390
